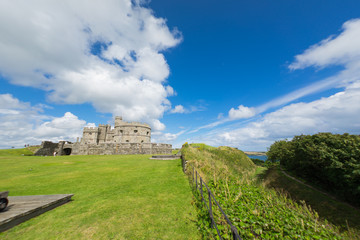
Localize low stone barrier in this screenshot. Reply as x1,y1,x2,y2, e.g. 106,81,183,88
149,155,180,160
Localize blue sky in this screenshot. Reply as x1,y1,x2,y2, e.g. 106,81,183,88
1,0,360,150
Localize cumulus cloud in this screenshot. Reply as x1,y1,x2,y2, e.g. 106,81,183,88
170,105,186,113
228,105,256,120
216,82,360,150
169,103,207,114
35,112,88,139
0,0,181,130
0,94,89,148
188,104,255,133
151,130,186,143
289,19,360,70
288,18,360,89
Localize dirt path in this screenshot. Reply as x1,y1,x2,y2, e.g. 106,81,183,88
280,169,359,211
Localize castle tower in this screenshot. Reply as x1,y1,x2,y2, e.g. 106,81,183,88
82,127,99,144
119,121,150,143
98,124,111,143
114,116,123,128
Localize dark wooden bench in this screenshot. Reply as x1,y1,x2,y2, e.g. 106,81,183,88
0,191,9,212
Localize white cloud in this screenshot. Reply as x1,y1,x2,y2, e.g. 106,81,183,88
148,119,166,131
289,19,360,70
288,18,360,89
152,130,186,143
0,0,181,131
169,103,207,114
188,119,228,134
0,94,88,148
228,105,256,120
35,112,87,139
187,105,255,133
170,105,186,113
215,82,360,150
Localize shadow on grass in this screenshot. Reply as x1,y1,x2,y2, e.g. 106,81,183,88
258,167,360,232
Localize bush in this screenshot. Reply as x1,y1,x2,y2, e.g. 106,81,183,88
267,133,360,206
251,158,265,166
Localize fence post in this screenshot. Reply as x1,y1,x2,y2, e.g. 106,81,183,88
208,189,214,228
231,225,241,240
192,167,241,239
195,171,198,190
200,177,203,201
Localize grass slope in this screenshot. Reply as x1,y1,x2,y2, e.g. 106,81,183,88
261,167,360,233
0,148,34,156
182,144,356,239
0,150,200,239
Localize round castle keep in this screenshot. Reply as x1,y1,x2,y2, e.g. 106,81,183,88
113,116,151,144
82,116,151,145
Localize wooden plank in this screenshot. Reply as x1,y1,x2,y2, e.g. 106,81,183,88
0,194,73,233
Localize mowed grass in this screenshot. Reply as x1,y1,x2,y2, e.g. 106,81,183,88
0,148,34,156
0,152,200,239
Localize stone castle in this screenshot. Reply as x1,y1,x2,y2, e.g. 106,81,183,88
35,116,172,156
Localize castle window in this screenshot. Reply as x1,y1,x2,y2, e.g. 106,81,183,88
89,133,92,135
134,130,138,133
120,130,123,133
126,140,129,142
147,131,149,135
141,140,144,143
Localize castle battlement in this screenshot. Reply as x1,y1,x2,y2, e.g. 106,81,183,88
84,127,97,130
83,127,98,131
116,122,151,128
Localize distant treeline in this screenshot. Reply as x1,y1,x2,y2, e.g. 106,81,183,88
267,133,360,206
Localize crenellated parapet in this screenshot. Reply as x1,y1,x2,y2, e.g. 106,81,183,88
116,122,150,128
83,127,99,132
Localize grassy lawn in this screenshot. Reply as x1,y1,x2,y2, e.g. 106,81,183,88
0,152,200,239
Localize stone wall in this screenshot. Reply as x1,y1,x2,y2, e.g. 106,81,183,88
71,142,172,155
34,141,71,156
34,141,59,156
151,143,173,154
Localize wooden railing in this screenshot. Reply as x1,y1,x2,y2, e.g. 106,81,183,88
191,166,242,240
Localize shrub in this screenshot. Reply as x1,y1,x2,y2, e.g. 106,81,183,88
267,133,360,206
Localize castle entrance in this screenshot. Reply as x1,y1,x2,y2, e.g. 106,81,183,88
63,148,72,155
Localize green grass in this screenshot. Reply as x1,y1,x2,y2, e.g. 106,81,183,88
189,143,216,151
0,148,34,156
0,150,200,239
260,167,360,234
182,144,356,239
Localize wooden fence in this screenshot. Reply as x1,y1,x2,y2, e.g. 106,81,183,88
191,166,242,240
